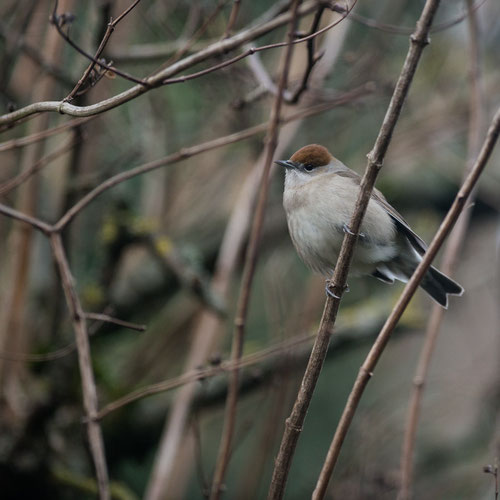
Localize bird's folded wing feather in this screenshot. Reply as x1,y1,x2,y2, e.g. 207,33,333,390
334,168,428,255
371,190,428,255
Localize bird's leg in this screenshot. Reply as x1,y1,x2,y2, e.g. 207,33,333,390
342,223,365,239
325,280,349,299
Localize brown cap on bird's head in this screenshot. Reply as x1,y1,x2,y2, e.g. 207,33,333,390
289,144,333,168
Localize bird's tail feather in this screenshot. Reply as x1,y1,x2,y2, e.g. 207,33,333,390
420,266,464,309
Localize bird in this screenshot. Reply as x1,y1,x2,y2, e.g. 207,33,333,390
275,144,463,308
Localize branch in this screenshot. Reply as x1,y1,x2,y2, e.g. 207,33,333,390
398,1,484,497
0,116,94,152
50,0,148,90
53,90,370,231
96,333,314,420
0,0,338,129
49,233,110,500
313,104,500,499
222,0,242,39
64,0,143,101
84,312,146,332
288,4,326,103
268,1,443,498
0,137,79,196
0,202,54,234
143,29,359,498
333,0,487,36
209,2,301,498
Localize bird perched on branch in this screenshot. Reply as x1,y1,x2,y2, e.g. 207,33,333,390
275,144,463,308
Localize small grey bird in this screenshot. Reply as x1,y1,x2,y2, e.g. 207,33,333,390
275,144,463,308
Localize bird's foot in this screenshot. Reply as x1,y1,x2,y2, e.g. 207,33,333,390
342,223,365,239
325,281,350,299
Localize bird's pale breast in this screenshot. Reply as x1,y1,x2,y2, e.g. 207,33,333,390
283,173,397,276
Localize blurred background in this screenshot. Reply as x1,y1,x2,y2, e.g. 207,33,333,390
0,0,499,499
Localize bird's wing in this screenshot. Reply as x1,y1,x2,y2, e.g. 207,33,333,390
335,168,428,255
371,189,428,255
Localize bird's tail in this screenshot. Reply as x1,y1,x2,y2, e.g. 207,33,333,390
420,266,464,309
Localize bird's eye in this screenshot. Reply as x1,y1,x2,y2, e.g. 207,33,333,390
303,164,315,172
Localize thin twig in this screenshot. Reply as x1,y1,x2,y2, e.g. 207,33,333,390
223,0,242,38
0,0,337,128
142,40,358,500
0,312,145,362
84,312,146,332
313,105,500,499
333,0,487,36
0,116,94,152
64,0,143,101
209,3,301,498
0,203,54,234
49,233,110,500
398,1,484,497
0,343,76,362
53,89,370,231
97,332,315,420
0,137,80,196
159,1,228,70
288,4,326,103
268,1,442,498
50,0,148,89
161,3,355,86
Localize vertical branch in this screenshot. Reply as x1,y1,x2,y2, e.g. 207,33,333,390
49,233,110,500
143,27,354,500
312,105,500,500
398,1,484,498
268,1,442,499
208,2,301,499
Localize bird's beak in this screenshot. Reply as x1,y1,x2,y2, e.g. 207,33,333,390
274,160,299,170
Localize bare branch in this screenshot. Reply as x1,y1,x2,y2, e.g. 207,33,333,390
53,90,370,231
0,343,76,362
209,2,301,498
0,116,94,152
84,312,146,332
0,0,331,128
313,104,500,499
97,333,314,420
288,4,326,103
49,233,110,500
268,1,443,498
0,202,54,234
333,0,487,36
223,0,242,38
64,0,143,101
398,1,484,497
0,137,79,196
50,0,148,89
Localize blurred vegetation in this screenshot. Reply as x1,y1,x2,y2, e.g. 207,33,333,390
0,1,499,499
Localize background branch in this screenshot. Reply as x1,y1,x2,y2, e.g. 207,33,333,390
398,1,484,497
